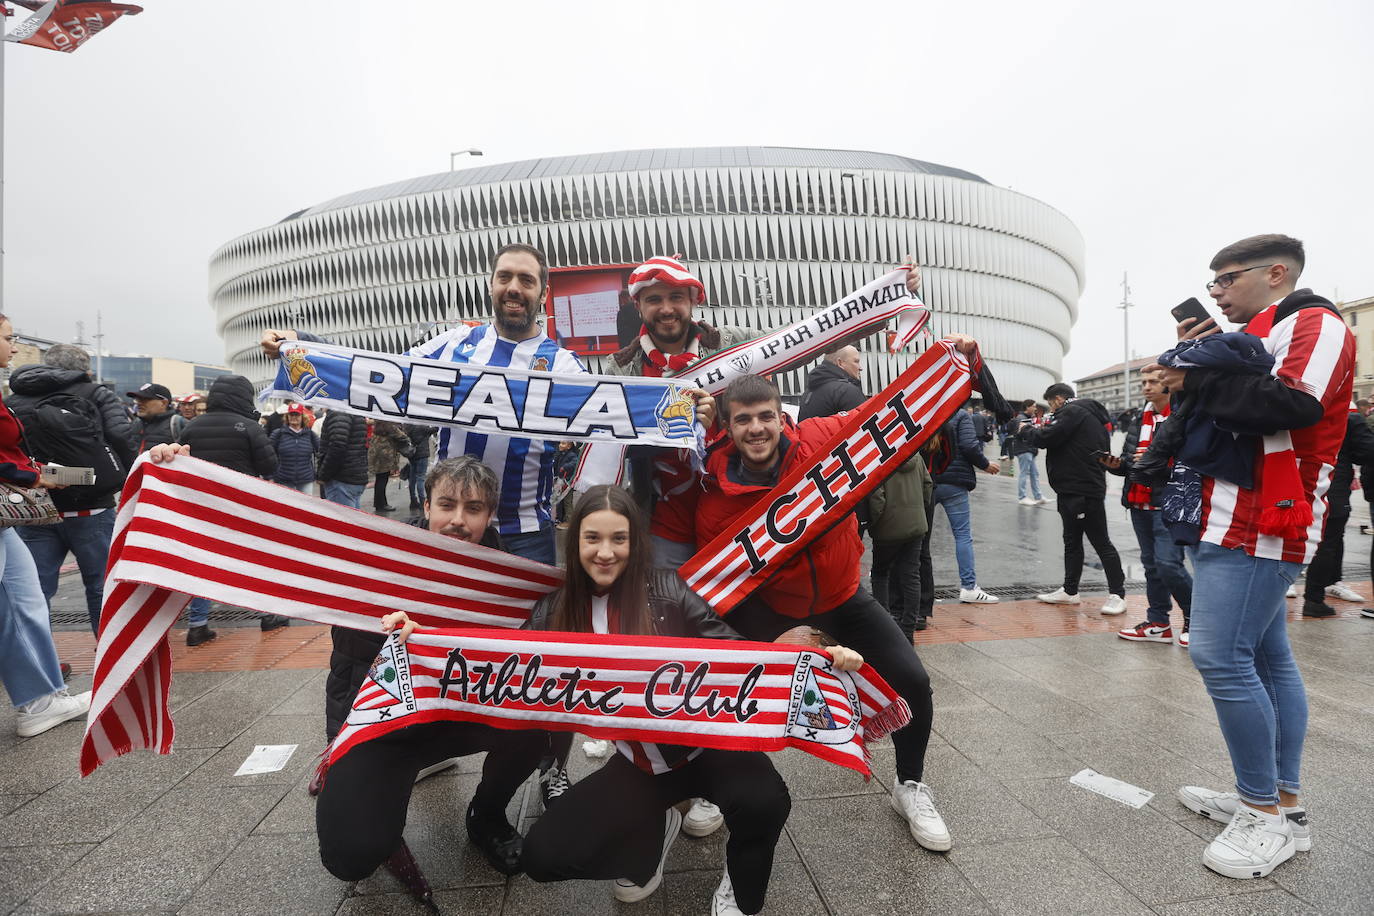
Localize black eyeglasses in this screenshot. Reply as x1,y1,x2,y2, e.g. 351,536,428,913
1207,264,1275,292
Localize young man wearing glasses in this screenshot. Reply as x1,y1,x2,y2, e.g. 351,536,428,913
1149,235,1353,880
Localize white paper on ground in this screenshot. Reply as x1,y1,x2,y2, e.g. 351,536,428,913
581,739,613,759
234,744,298,776
1070,768,1154,809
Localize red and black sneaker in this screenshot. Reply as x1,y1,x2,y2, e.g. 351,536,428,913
1117,621,1173,643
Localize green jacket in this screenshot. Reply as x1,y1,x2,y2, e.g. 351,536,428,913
867,455,934,543
603,321,758,377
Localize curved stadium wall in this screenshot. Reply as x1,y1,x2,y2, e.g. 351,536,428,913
209,147,1084,401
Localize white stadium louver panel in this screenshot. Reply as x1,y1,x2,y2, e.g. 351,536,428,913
209,148,1083,401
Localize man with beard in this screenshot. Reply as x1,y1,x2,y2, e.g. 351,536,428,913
262,244,584,565
603,255,763,570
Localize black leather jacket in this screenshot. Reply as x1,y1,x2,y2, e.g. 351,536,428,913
525,569,741,640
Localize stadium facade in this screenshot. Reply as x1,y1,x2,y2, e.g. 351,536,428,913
209,146,1084,400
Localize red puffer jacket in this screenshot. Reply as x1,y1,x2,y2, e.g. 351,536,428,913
694,413,862,618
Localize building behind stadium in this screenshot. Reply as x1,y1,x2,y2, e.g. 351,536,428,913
209,146,1085,401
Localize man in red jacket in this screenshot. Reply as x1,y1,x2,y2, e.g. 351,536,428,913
695,374,950,852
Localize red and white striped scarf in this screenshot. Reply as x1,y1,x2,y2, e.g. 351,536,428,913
79,456,562,776
327,628,910,779
682,341,973,613
1125,403,1165,509
638,329,702,377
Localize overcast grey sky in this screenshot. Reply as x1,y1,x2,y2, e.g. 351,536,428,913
4,0,1371,383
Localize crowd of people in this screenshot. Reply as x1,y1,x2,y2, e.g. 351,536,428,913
0,232,1362,910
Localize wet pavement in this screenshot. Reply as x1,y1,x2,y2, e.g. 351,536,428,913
9,463,1374,914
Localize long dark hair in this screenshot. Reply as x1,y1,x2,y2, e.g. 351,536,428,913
550,485,653,635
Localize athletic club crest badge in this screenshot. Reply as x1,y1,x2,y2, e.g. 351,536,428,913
786,652,860,747
654,386,696,442
282,345,329,400
729,350,755,374
346,635,418,726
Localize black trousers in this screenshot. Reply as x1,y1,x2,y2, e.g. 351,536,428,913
871,537,922,637
918,496,937,619
373,472,393,509
729,588,934,784
316,720,546,881
522,750,789,915
1056,493,1126,595
1304,490,1351,600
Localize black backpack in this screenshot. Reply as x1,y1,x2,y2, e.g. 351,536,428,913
9,383,127,503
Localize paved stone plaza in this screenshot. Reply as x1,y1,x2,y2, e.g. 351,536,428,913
3,467,1372,914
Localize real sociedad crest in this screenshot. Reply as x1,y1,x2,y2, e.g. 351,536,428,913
729,351,755,374
282,346,329,400
655,386,696,442
346,636,418,726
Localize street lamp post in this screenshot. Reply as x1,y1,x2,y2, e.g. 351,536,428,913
1119,272,1133,416
450,148,483,170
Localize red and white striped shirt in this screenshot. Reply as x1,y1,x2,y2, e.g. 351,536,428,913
1199,302,1355,563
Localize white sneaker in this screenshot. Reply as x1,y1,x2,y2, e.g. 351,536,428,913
959,587,999,604
1177,628,1191,648
1100,594,1127,616
1036,496,1050,504
711,868,744,915
1018,497,1037,506
414,757,460,782
1036,587,1080,605
1286,584,1298,599
1178,786,1311,851
890,779,952,851
1202,805,1296,879
16,688,91,738
1325,582,1365,602
613,806,681,902
682,797,724,837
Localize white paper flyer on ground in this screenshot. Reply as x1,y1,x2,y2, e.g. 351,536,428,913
234,744,298,776
1070,768,1154,809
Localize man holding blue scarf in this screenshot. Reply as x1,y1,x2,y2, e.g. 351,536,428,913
262,243,582,564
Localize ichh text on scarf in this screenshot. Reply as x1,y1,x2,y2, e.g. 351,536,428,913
575,268,931,488
263,339,702,452
683,339,973,613
329,628,911,779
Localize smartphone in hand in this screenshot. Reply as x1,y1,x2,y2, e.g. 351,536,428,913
1171,297,1213,326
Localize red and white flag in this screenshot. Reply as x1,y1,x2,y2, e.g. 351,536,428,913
5,1,142,53
327,628,911,779
80,456,561,776
683,340,972,613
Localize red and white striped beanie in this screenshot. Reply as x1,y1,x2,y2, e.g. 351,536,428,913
627,254,705,304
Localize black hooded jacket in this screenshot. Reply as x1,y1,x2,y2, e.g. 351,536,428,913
318,410,369,485
798,361,865,421
1018,397,1112,498
5,365,137,511
178,376,277,477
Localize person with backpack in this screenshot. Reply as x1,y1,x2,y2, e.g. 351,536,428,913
127,382,176,452
7,344,135,635
0,319,92,736
867,453,934,639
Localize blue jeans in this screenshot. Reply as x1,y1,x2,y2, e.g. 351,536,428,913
1016,452,1042,500
408,457,429,506
1129,508,1192,627
322,480,366,509
1188,541,1304,806
932,483,976,589
187,595,211,627
503,526,557,566
18,510,116,635
0,528,65,707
